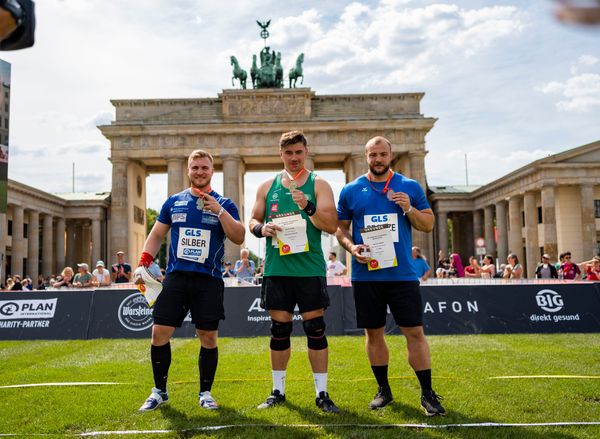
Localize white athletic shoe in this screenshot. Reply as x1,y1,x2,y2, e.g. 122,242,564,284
199,391,218,410
138,387,168,412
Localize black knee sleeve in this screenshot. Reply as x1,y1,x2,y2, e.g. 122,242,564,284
303,316,328,350
270,320,293,351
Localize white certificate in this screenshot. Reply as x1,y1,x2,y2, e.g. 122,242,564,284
360,224,397,271
271,211,309,255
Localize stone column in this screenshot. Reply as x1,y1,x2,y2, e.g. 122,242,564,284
110,159,129,260
11,205,24,276
66,221,76,268
26,210,40,281
81,223,91,264
483,205,496,256
523,191,539,278
222,155,245,265
495,200,508,263
42,214,53,277
540,185,558,261
472,209,483,256
351,153,367,181
92,219,102,265
55,218,65,273
580,184,596,259
508,195,523,264
408,152,429,253
304,156,315,171
437,211,448,257
167,158,185,196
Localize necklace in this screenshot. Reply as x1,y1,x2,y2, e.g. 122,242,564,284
283,167,306,191
366,170,394,195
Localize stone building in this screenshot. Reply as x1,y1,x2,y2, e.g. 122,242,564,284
0,179,109,283
429,140,600,277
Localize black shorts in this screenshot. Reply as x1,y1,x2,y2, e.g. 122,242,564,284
353,281,422,328
261,276,329,314
152,271,224,330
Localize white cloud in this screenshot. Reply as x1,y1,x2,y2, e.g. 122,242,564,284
538,55,600,113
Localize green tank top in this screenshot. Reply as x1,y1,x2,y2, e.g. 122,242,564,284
263,172,326,277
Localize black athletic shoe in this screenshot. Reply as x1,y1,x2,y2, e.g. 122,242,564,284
420,390,446,416
315,391,340,413
369,386,394,409
257,389,286,409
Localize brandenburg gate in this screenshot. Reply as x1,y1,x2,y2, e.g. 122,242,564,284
98,88,436,264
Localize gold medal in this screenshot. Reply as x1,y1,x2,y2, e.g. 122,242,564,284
289,181,297,191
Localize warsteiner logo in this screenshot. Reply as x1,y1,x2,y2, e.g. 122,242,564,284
535,289,564,313
118,293,153,331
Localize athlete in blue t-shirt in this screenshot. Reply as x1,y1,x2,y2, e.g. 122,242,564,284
136,150,245,413
336,136,446,416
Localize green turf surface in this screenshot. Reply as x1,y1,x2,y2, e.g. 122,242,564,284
1,334,599,438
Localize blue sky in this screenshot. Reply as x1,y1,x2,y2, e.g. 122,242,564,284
1,0,599,256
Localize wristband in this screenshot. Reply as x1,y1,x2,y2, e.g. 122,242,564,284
303,200,316,216
252,223,264,238
403,205,413,216
138,251,154,268
217,206,225,218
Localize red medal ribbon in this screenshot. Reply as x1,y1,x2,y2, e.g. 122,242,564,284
191,186,212,197
284,167,306,182
367,170,394,194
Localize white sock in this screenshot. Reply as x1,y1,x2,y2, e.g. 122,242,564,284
313,372,328,396
272,370,286,395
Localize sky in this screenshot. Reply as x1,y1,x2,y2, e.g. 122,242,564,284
2,0,599,257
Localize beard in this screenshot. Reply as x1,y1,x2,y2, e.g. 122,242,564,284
369,163,390,176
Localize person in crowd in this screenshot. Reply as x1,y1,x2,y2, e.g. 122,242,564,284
435,250,450,278
480,255,496,279
326,251,347,277
53,267,74,289
464,256,481,278
136,149,244,412
555,253,565,272
9,275,22,290
234,248,255,283
249,130,340,413
112,251,132,283
412,247,431,281
581,256,600,281
36,275,47,290
448,253,465,278
503,254,523,279
336,135,445,416
73,263,93,288
221,261,235,278
254,259,265,285
535,254,558,279
22,277,33,290
92,261,112,287
559,251,581,280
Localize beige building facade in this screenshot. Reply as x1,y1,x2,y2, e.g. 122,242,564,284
0,180,110,283
430,140,600,277
98,88,435,264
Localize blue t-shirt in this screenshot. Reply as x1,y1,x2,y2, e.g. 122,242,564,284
337,173,430,281
235,259,255,281
412,257,430,279
157,188,240,279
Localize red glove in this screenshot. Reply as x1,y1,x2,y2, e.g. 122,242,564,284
138,252,154,268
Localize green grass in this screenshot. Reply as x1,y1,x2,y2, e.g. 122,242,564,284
1,334,600,438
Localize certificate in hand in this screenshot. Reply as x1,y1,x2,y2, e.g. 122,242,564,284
359,224,398,271
271,211,309,256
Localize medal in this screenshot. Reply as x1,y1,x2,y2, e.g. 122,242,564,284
196,197,204,210
289,181,297,191
386,189,395,201
284,167,306,193
367,169,394,195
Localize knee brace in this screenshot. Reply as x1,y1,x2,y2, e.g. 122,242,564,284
270,320,293,351
303,316,328,350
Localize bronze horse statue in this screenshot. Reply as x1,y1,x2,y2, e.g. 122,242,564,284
275,52,283,88
251,54,259,88
230,56,247,89
288,53,304,88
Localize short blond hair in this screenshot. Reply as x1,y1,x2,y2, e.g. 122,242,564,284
365,136,392,151
188,149,214,166
279,130,307,148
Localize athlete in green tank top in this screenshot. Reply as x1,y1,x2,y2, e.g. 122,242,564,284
249,130,340,413
263,171,325,277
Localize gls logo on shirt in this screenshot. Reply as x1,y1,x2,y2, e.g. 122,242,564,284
364,213,399,242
